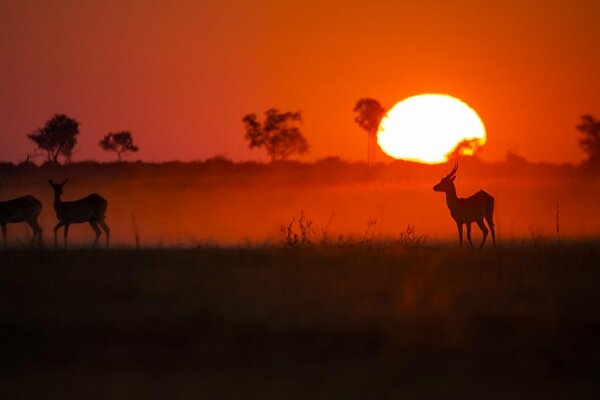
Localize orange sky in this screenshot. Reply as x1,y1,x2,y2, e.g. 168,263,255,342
1,0,600,164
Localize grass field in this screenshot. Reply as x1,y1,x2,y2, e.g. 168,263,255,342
1,243,599,399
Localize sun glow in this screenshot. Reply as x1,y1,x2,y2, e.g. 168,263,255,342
377,94,486,164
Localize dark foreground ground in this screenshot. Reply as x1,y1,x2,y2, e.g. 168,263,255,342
1,244,599,399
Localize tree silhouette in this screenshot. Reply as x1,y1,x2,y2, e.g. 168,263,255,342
99,131,139,161
242,109,309,162
353,98,386,164
447,138,483,160
27,114,80,164
576,114,600,165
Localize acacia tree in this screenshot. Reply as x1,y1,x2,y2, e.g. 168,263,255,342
242,109,309,162
99,131,139,161
447,138,484,160
27,114,80,164
353,98,386,164
576,114,600,165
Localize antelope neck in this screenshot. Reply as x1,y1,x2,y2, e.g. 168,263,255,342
444,184,458,209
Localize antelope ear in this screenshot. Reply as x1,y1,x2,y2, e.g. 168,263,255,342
450,176,456,182
61,179,67,185
49,179,54,186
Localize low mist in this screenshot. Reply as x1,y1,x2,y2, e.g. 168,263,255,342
0,159,598,247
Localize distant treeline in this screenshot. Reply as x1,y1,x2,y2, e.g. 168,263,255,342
0,155,588,187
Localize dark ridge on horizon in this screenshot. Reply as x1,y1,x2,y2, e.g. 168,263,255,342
0,154,587,188
0,153,586,169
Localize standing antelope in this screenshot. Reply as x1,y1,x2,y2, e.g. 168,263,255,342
49,179,110,248
433,164,496,248
0,183,42,248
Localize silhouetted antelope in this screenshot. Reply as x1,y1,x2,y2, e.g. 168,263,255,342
49,179,110,248
0,183,42,248
433,164,495,248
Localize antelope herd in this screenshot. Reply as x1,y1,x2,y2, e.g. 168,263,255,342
1,164,495,249
0,180,110,249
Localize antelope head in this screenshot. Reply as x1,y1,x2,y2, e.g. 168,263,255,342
433,163,458,192
48,179,68,195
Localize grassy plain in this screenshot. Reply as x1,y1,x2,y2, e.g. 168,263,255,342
1,243,599,399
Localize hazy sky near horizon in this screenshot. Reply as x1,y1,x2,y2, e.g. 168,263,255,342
1,0,600,164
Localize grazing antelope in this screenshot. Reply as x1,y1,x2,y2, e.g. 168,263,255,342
49,179,110,248
0,183,42,248
433,163,496,248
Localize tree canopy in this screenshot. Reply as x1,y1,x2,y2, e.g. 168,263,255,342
27,114,80,164
99,131,139,161
242,109,309,162
576,114,600,165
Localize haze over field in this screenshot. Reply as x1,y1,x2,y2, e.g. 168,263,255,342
0,160,597,247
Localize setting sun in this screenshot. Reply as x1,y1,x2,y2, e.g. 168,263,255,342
377,94,486,164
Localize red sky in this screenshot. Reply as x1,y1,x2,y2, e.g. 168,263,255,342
1,0,600,164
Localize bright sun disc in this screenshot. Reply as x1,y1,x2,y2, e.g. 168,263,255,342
377,94,486,164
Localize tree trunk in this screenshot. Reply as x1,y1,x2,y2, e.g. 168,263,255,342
52,143,65,164
367,134,375,165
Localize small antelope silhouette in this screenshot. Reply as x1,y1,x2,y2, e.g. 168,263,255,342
433,163,495,248
49,179,110,248
0,183,42,248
